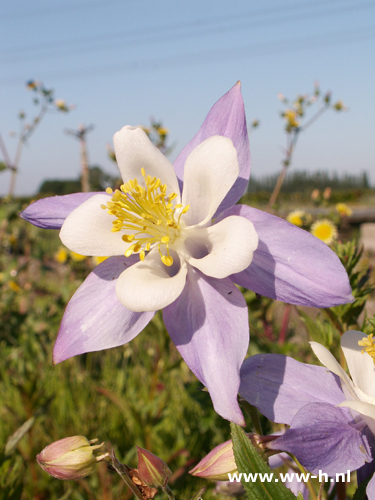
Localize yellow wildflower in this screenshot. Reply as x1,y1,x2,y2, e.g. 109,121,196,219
336,203,352,217
286,210,305,227
55,247,68,264
8,281,22,292
284,110,300,128
157,127,168,136
92,256,108,266
70,251,86,262
311,219,338,245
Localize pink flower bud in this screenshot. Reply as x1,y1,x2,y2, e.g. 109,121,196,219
37,436,108,480
189,440,236,481
136,447,172,488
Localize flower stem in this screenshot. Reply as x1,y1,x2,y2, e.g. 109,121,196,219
317,480,324,500
239,400,263,435
109,449,144,500
291,454,317,500
162,484,175,500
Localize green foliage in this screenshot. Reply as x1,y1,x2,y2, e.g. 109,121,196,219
38,165,118,195
325,240,374,334
248,170,371,194
1,193,375,499
231,423,296,500
0,200,230,499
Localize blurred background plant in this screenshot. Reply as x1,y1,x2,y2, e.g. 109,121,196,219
267,82,347,210
0,81,73,199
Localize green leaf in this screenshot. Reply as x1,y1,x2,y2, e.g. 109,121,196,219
231,423,297,500
190,487,206,500
352,476,370,500
4,416,36,456
0,161,7,172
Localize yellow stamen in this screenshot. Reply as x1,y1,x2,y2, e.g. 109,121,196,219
358,334,375,362
104,170,190,265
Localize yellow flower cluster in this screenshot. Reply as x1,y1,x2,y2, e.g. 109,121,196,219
54,247,107,266
283,109,300,129
336,203,352,217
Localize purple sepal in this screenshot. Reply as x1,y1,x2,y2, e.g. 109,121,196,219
268,403,371,476
357,428,375,499
20,192,100,229
163,267,248,425
240,353,344,425
217,204,353,307
173,82,250,216
53,256,154,363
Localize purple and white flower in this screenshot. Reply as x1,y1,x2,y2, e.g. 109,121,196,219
21,83,353,425
240,330,375,498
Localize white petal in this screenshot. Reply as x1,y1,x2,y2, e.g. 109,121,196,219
181,136,239,225
338,400,375,435
341,330,375,398
113,126,180,200
310,341,357,399
182,216,258,279
115,248,187,312
60,194,128,256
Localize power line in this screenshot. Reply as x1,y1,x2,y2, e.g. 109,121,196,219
0,0,126,22
1,0,369,63
1,26,373,86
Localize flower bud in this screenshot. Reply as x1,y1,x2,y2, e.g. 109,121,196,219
189,440,236,481
190,435,279,481
333,100,347,111
37,436,108,480
323,187,331,200
136,447,172,488
311,188,320,201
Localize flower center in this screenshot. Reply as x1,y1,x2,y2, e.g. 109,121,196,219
358,334,375,362
102,168,189,266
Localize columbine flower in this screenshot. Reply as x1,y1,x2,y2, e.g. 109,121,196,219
336,202,353,217
239,331,375,499
21,83,353,424
310,218,337,244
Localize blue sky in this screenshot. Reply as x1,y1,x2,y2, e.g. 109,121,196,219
1,0,374,196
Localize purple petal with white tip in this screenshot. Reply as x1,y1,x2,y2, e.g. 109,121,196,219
217,205,353,307
240,353,344,425
268,403,371,476
163,267,248,425
53,256,154,364
20,192,99,229
173,82,250,216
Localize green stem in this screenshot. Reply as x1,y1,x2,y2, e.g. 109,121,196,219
109,450,144,500
239,400,263,435
291,454,317,500
162,484,175,500
317,480,324,500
